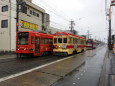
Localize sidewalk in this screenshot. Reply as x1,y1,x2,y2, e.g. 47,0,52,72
0,53,16,59
99,50,115,86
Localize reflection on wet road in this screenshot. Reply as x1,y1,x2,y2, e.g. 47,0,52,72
54,45,106,86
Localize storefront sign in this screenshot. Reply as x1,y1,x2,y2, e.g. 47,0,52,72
20,20,38,30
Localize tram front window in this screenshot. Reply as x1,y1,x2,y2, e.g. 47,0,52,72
87,41,92,44
63,38,67,43
58,38,62,43
18,32,29,45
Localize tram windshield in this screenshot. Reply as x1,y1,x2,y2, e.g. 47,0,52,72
86,40,92,44
58,38,62,43
18,32,29,45
54,38,67,44
63,38,67,43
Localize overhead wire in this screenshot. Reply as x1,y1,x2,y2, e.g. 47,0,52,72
35,0,70,22
0,0,70,29
31,0,69,22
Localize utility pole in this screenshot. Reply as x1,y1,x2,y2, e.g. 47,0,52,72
70,20,75,33
87,30,92,39
16,0,25,32
16,0,19,32
108,0,115,50
87,30,90,39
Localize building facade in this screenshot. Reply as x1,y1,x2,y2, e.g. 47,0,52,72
0,0,50,52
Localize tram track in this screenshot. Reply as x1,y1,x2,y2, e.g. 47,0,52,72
0,55,64,78
0,45,105,78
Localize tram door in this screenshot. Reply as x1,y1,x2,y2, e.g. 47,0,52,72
35,37,39,53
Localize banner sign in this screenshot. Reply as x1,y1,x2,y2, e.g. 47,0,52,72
20,20,38,30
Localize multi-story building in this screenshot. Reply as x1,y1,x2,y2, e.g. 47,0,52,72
0,0,50,53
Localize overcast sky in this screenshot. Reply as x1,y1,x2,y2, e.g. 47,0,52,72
33,0,115,42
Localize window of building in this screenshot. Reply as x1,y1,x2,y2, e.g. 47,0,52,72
37,13,39,17
33,11,36,16
1,20,8,28
21,6,27,14
2,5,8,12
30,10,32,15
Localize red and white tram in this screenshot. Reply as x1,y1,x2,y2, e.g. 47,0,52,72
16,31,53,57
53,32,86,56
86,39,97,49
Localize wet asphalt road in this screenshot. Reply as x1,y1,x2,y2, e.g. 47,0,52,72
54,45,106,86
0,45,105,82
0,55,63,78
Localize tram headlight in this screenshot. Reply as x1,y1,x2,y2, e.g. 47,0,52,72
24,48,26,50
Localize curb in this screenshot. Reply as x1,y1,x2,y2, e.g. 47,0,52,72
99,49,109,86
0,51,15,55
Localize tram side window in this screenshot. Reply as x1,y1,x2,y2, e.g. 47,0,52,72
41,38,45,44
58,38,62,43
75,38,78,44
63,38,67,43
73,38,77,44
80,40,82,44
45,38,49,44
78,39,81,44
49,39,53,44
73,38,74,44
69,37,72,44
81,40,83,44
54,38,57,44
31,36,34,44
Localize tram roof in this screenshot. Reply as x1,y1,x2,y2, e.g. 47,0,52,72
17,31,53,38
53,32,86,40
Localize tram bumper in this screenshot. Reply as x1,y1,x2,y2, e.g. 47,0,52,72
53,49,68,56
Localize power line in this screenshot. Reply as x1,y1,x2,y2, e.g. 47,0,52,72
36,0,69,22
1,0,70,29
50,21,68,29
32,0,69,22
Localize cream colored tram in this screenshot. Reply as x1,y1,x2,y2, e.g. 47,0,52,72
53,32,86,56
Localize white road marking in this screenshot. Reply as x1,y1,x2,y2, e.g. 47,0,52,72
77,78,80,80
0,57,15,60
0,55,75,82
73,83,76,85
